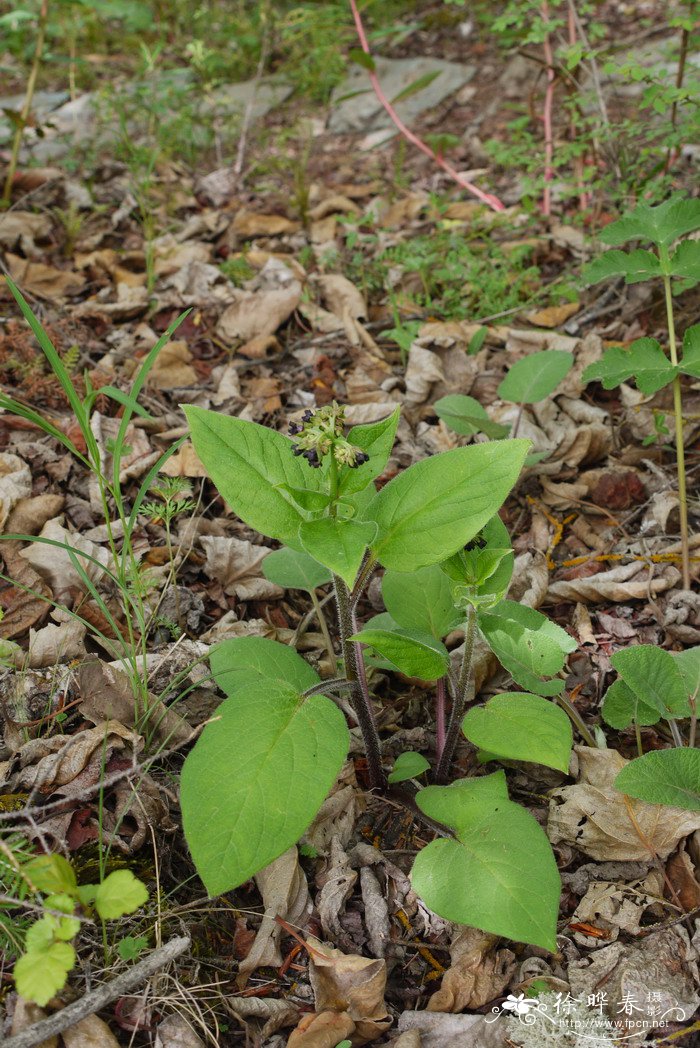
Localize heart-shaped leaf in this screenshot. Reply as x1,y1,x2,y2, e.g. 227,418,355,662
462,692,573,772
210,636,320,696
299,517,377,587
351,627,450,681
614,749,700,811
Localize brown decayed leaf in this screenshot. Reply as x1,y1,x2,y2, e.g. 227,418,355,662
225,997,300,1041
665,841,700,911
306,935,391,1041
77,660,191,747
2,720,139,793
6,253,86,301
62,1013,120,1047
287,1010,356,1048
231,209,300,237
146,340,198,389
200,535,283,600
427,927,516,1012
547,561,681,604
525,301,580,328
0,452,32,532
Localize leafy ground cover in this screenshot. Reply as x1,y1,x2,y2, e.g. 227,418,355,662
1,1,700,1046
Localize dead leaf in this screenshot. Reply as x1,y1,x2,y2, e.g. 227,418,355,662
19,517,110,595
77,660,191,748
216,272,301,342
404,344,445,405
666,841,700,911
318,837,358,946
548,747,700,861
663,589,700,644
5,494,65,537
237,847,310,985
397,1011,504,1048
0,452,32,531
147,341,197,389
231,210,300,237
525,302,580,328
0,211,52,253
153,235,212,277
61,1014,120,1047
548,561,681,603
23,613,87,668
570,871,664,944
306,935,391,1041
427,927,516,1012
154,1014,208,1048
9,998,58,1045
6,254,85,301
200,535,282,600
309,195,360,219
287,1010,356,1048
360,866,390,958
304,764,363,854
225,997,300,1041
159,443,207,478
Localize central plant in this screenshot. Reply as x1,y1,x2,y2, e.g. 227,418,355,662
181,403,572,951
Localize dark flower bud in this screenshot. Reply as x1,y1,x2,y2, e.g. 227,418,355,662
293,445,305,456
288,421,303,436
303,449,319,465
302,409,314,422
354,450,370,466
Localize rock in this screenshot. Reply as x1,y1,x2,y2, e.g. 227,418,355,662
206,76,293,119
328,56,475,133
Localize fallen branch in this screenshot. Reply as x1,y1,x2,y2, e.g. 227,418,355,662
4,935,191,1048
347,0,505,213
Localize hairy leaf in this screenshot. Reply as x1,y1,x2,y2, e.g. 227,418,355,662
680,324,700,378
462,692,572,772
669,240,700,286
263,546,332,591
601,678,660,730
351,627,450,681
382,563,462,639
615,749,700,811
210,636,320,696
477,601,575,696
600,197,700,248
498,349,574,404
14,942,75,1007
611,645,690,720
434,394,510,439
299,517,377,587
388,751,431,783
340,407,401,496
582,248,661,285
94,870,148,920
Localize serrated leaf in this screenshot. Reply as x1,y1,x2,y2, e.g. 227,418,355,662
600,197,700,248
477,601,576,696
434,394,510,438
351,627,449,681
582,248,661,285
462,692,573,772
601,678,660,729
614,749,700,810
340,406,400,496
412,772,559,950
299,517,377,588
680,324,700,378
382,563,462,639
611,646,690,720
366,439,529,572
498,350,574,404
184,407,326,550
23,855,77,896
181,682,349,895
94,870,148,920
388,751,431,783
14,942,75,1007
582,339,677,394
210,636,320,696
669,240,700,285
262,547,332,591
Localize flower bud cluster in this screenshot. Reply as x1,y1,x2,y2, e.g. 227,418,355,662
288,403,370,469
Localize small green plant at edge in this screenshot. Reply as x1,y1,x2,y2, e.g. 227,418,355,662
181,400,587,952
582,196,700,589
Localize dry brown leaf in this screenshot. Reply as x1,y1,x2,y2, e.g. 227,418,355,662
154,1014,208,1048
147,340,197,389
318,837,358,945
200,535,282,600
427,927,516,1012
23,614,87,668
304,764,363,854
548,747,700,861
360,866,390,958
6,253,85,300
225,997,300,1041
2,720,138,792
19,517,110,595
216,280,301,342
666,841,700,910
231,210,300,237
9,998,57,1045
237,847,310,985
77,660,191,747
397,1011,504,1048
570,871,663,943
61,1014,120,1047
316,273,366,321
287,1010,356,1048
153,235,212,276
73,282,149,320
404,344,445,405
525,302,580,328
306,935,391,1041
547,561,681,604
0,546,51,638
5,494,66,537
159,443,207,478
0,452,32,531
0,210,52,253
309,194,360,220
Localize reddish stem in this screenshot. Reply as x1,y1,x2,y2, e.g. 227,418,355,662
435,677,446,762
541,0,556,216
347,0,505,213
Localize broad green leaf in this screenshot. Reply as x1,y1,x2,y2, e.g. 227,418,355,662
184,407,325,549
582,248,661,285
412,772,559,950
25,917,61,952
680,324,700,378
614,749,700,810
434,394,510,439
210,636,320,696
23,855,77,896
388,751,431,783
583,338,677,394
611,646,690,720
673,646,700,700
477,601,576,696
462,692,573,772
299,517,377,588
94,870,148,920
600,197,700,248
442,515,514,610
498,350,574,404
340,407,401,496
181,682,349,895
366,440,529,572
14,942,75,1007
669,240,700,286
276,484,332,512
263,546,332,591
382,563,462,639
351,627,449,681
601,678,660,730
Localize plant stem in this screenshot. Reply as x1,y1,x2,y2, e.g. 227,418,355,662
661,267,691,588
309,587,337,666
333,574,386,791
2,0,49,206
435,606,477,784
555,692,597,748
435,677,447,763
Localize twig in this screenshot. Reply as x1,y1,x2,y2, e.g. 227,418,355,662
347,0,504,213
3,936,191,1048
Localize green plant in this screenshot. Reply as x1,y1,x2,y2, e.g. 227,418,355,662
582,196,700,588
181,400,582,950
11,852,147,1006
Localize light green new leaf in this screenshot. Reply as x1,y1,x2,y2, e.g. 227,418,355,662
498,350,574,404
600,197,700,248
366,440,529,572
351,627,449,681
382,563,462,639
601,678,660,730
680,324,700,378
434,394,510,439
462,692,573,772
388,751,431,783
412,772,560,950
210,636,320,696
181,682,349,895
673,646,700,700
582,248,661,285
184,406,325,549
340,406,401,496
611,646,690,720
582,339,677,394
94,870,148,920
299,517,377,588
14,942,76,1007
263,546,332,592
477,601,576,696
23,854,77,896
614,749,700,810
669,240,700,286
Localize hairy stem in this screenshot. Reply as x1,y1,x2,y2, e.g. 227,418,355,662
435,677,447,763
435,606,477,784
661,267,691,588
333,574,386,791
